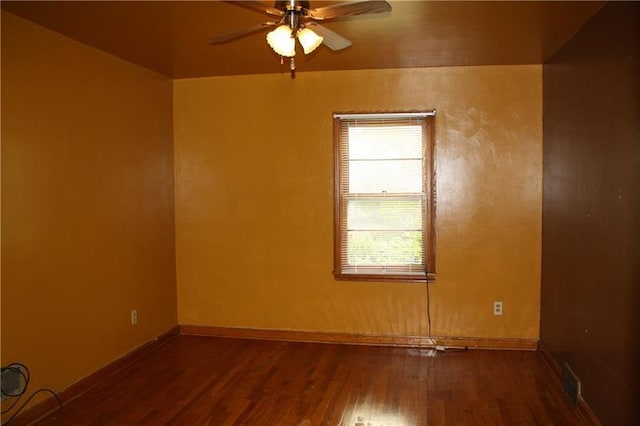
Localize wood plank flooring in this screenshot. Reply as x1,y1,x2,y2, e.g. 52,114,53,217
34,336,582,425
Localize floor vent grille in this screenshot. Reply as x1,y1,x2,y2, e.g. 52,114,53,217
561,363,581,406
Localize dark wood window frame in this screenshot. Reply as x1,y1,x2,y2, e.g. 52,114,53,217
333,111,437,283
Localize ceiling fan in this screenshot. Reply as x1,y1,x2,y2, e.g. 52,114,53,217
209,0,392,75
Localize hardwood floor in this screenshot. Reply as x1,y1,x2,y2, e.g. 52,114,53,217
33,336,582,425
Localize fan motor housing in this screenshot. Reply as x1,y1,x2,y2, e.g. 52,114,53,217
275,1,310,11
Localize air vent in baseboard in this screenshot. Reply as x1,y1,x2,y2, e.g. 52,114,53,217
561,362,581,406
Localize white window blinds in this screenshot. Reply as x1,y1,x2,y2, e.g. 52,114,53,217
334,112,436,281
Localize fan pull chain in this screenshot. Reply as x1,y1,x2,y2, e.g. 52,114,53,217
290,57,296,79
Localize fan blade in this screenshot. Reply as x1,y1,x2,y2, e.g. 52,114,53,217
307,0,391,20
226,1,284,17
305,22,352,51
209,21,278,45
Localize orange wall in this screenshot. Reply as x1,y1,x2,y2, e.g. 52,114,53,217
174,66,542,339
1,10,177,398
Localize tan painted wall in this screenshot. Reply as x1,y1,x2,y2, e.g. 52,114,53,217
1,10,177,398
174,66,542,339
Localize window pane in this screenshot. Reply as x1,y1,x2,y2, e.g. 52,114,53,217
347,198,423,230
349,126,422,160
349,159,422,193
347,230,423,265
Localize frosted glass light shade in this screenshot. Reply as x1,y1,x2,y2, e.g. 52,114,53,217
297,28,323,54
266,25,295,57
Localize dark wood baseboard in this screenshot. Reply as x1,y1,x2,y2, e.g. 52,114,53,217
539,341,602,426
8,326,179,426
179,324,539,351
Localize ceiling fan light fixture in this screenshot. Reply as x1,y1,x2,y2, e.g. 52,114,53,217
297,27,323,54
266,25,296,57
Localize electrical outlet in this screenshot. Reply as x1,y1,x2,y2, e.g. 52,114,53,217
131,309,138,325
493,301,503,316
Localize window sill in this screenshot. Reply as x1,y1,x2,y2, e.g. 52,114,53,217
333,271,437,283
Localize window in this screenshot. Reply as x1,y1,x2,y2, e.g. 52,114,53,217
333,111,436,282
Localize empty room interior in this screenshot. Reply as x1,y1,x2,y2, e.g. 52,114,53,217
1,1,638,425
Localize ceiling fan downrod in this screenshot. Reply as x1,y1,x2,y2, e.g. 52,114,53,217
276,1,309,77
280,0,306,35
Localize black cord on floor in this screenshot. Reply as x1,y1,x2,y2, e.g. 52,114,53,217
2,388,63,425
1,362,62,425
423,281,469,354
440,346,470,353
425,280,432,340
